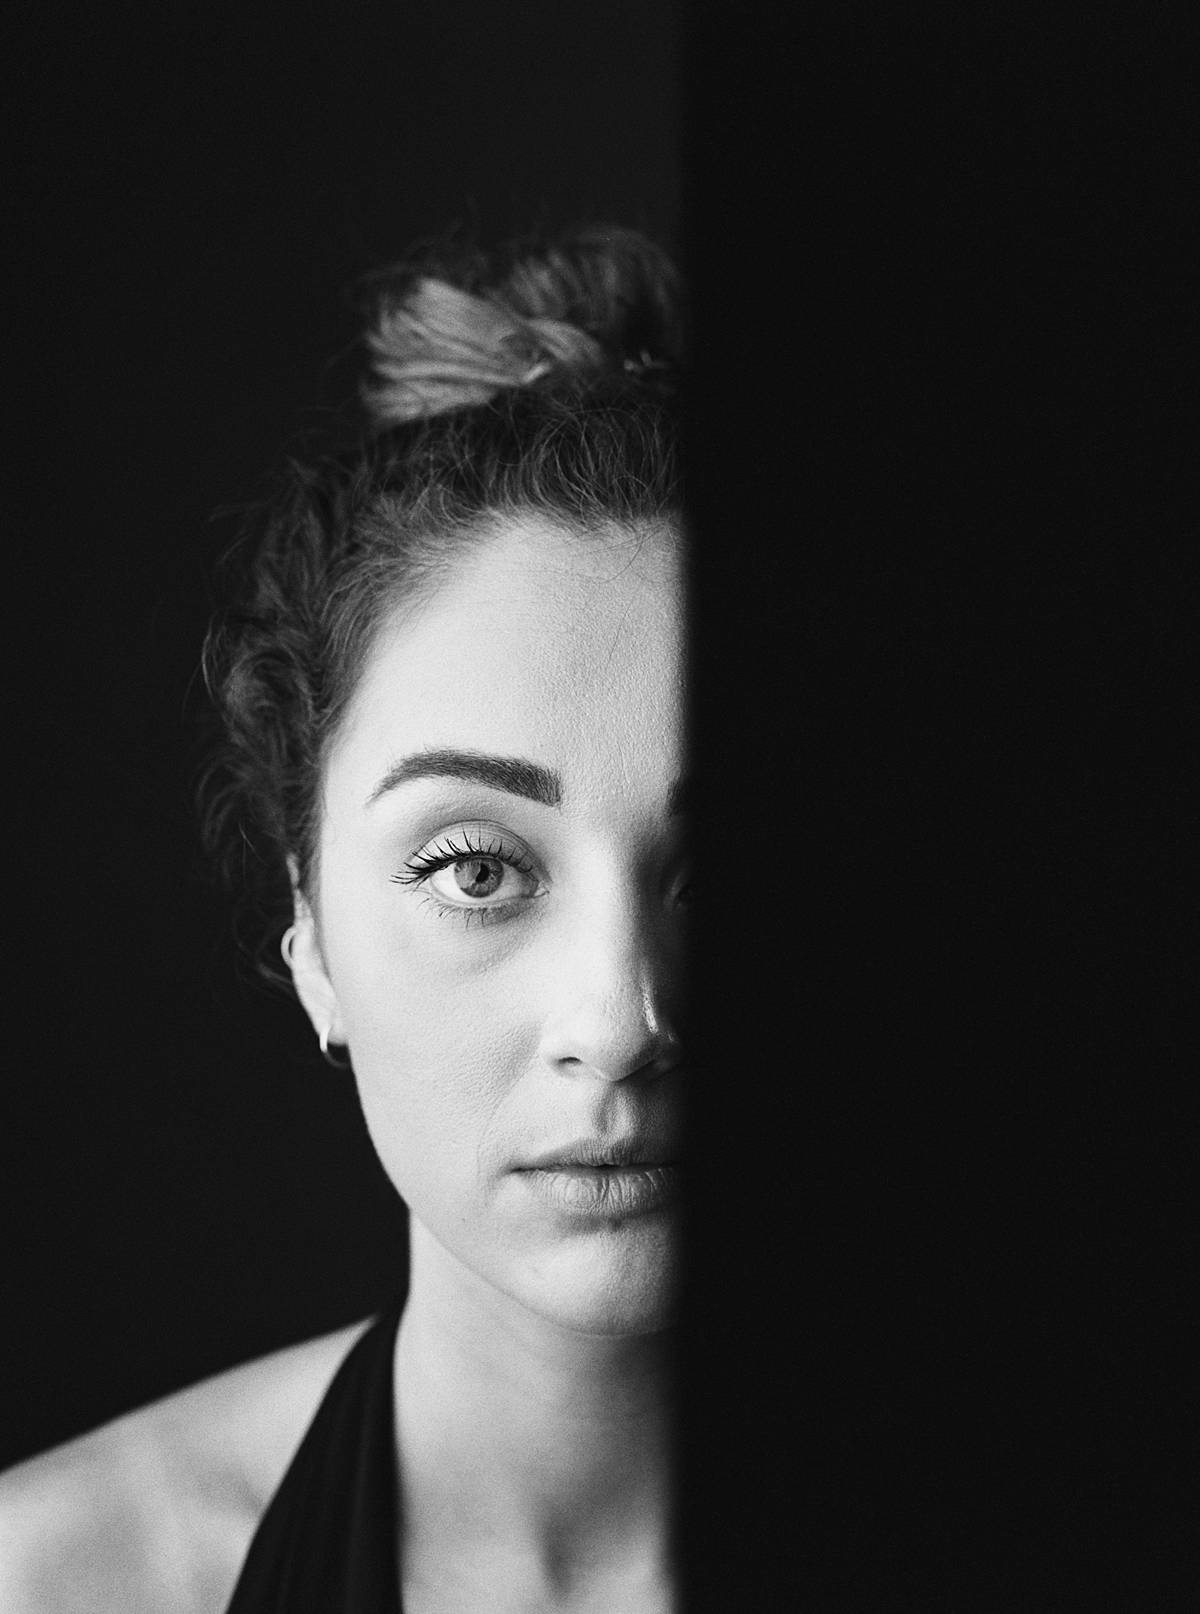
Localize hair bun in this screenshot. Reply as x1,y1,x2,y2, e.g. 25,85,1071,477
365,278,606,428
361,226,681,429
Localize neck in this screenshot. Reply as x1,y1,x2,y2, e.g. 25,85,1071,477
393,1222,677,1605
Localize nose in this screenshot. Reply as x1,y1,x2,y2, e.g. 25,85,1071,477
536,901,683,1083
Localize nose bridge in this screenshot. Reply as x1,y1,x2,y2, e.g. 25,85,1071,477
540,880,678,1080
575,890,658,1025
590,919,659,1029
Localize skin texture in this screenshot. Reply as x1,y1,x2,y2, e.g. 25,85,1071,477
290,513,687,1340
289,513,687,1609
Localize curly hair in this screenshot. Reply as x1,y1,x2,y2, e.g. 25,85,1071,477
199,224,685,985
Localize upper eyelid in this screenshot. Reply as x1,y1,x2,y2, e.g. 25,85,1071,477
393,820,688,882
393,823,538,886
414,825,532,860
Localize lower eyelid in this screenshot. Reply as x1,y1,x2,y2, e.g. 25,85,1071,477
418,892,538,929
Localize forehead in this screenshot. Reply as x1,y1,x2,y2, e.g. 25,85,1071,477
326,516,686,814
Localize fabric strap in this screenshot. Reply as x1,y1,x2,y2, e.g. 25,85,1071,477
223,1299,405,1613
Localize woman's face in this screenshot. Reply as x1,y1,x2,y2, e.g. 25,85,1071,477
293,515,687,1336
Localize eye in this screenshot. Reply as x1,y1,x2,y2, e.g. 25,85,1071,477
425,850,538,909
437,855,507,901
673,866,694,908
665,838,692,909
391,824,544,925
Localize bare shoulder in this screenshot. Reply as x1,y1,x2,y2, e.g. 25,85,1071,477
0,1315,374,1614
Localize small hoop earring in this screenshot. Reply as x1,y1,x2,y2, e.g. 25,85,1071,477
318,1025,352,1070
280,926,297,968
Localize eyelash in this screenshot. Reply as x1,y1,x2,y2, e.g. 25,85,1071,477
390,829,538,929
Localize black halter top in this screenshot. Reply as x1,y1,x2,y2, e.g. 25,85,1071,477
223,1299,405,1613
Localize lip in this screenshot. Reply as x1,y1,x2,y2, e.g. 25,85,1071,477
519,1162,682,1217
520,1136,680,1170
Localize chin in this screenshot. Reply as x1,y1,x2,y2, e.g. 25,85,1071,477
513,1217,682,1337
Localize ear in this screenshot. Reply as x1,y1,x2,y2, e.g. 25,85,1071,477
285,859,345,1047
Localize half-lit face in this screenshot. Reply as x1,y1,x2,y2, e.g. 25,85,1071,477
290,514,687,1336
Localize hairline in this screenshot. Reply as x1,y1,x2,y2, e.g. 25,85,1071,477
297,501,683,908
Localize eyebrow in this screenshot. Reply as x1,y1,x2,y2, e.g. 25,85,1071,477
367,747,691,818
367,748,564,808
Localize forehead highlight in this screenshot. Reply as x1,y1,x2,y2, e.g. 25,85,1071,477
323,512,686,809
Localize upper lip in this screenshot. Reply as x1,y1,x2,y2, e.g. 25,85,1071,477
521,1136,680,1169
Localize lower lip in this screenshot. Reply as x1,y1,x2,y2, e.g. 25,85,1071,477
518,1163,682,1218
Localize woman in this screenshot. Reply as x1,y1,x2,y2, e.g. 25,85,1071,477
0,226,688,1612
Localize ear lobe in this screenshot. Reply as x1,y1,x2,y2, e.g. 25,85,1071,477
286,886,345,1047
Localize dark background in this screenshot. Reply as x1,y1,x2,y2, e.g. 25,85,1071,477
681,7,1197,1608
3,0,681,1467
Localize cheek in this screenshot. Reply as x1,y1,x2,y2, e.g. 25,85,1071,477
333,934,541,1201
313,849,553,1196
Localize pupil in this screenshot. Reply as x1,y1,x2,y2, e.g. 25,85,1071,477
454,856,502,898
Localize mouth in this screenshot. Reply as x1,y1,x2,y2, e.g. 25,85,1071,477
517,1157,682,1217
519,1139,679,1172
